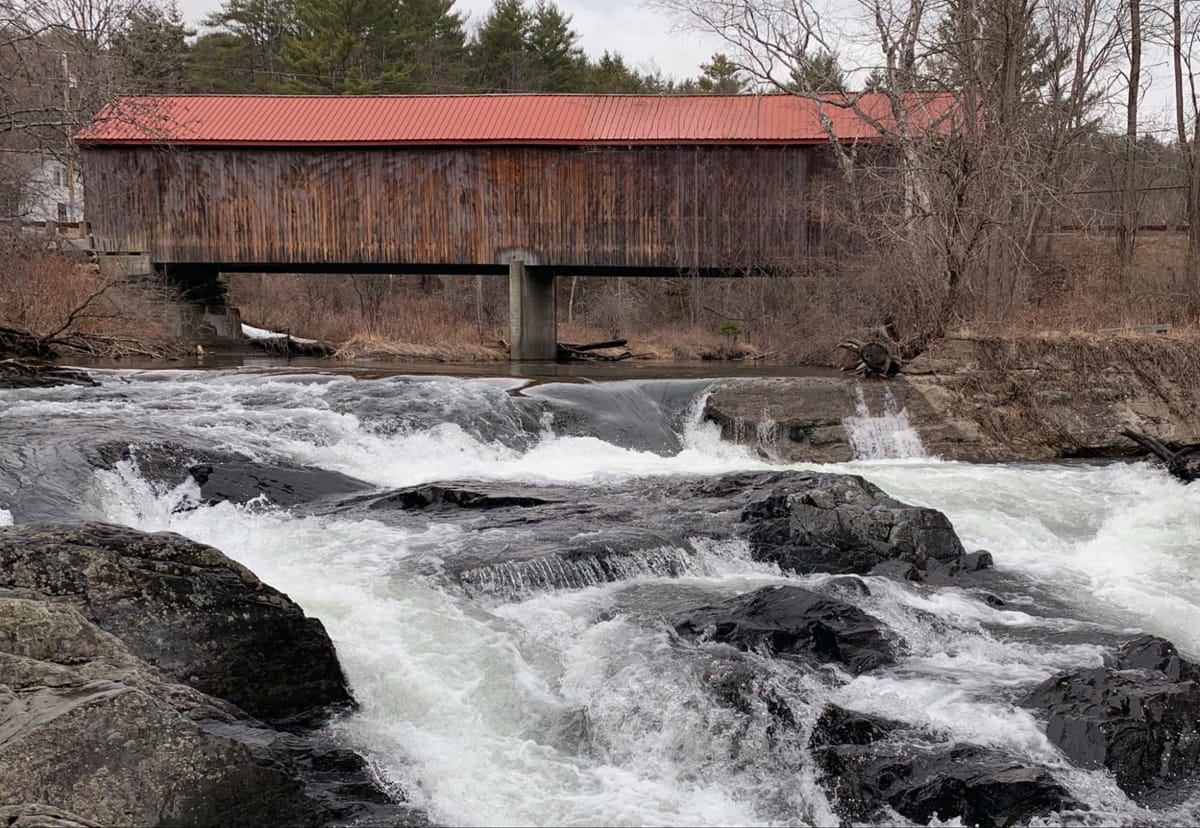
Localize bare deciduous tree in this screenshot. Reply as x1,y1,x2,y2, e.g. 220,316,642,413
650,0,1122,342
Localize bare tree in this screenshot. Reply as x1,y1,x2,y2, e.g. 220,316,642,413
650,0,1121,340
1164,0,1200,300
1117,0,1142,286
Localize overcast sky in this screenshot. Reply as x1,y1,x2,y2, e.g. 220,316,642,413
175,0,726,84
173,0,1177,126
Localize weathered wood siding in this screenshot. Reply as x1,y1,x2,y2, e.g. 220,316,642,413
82,145,812,270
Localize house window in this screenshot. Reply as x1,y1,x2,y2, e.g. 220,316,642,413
53,169,64,187
57,202,68,222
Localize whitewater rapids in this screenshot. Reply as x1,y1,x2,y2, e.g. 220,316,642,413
1,368,1197,826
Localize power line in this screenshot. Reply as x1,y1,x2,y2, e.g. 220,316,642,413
1064,184,1188,194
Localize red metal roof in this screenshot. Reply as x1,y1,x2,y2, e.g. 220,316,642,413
75,93,954,147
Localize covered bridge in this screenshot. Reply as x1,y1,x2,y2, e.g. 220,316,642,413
75,93,942,358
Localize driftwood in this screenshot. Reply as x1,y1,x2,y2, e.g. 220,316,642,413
557,339,632,362
838,339,900,378
561,339,627,352
1121,429,1200,483
0,326,54,359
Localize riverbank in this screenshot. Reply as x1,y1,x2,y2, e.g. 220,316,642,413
704,333,1200,463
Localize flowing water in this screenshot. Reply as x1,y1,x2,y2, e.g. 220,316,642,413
2,367,1199,826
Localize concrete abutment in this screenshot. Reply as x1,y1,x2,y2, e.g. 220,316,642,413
507,260,557,361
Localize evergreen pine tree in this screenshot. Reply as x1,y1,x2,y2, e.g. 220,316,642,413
471,0,531,90
694,53,748,93
282,0,409,94
526,1,586,92
394,0,469,92
114,2,194,93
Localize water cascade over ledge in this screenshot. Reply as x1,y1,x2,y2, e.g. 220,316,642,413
844,384,928,460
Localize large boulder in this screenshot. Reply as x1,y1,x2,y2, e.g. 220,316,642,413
0,592,412,827
0,523,351,726
1025,634,1200,802
673,585,894,674
724,472,965,574
810,705,1078,828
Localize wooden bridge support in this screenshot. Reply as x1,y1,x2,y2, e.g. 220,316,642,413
508,260,557,361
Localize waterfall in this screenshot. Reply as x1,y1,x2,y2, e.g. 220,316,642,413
458,545,697,599
843,385,927,460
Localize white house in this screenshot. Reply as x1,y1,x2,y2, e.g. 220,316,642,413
0,150,83,224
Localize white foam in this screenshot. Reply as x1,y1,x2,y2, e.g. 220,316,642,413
23,370,1200,827
0,508,12,527
85,472,815,826
860,461,1200,658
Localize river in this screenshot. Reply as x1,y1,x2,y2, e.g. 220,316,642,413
1,365,1198,826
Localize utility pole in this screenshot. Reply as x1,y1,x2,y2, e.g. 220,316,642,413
62,52,75,219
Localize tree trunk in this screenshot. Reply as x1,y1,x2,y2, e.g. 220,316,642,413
1117,0,1141,289
1171,0,1200,311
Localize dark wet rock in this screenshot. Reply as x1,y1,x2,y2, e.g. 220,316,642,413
823,743,1078,828
1025,634,1200,802
186,460,370,508
810,704,899,748
366,483,560,511
731,472,964,575
0,357,97,388
328,471,969,599
1117,633,1200,681
0,523,351,726
93,441,371,508
810,705,1079,828
673,585,894,674
0,592,417,827
868,559,923,581
921,550,998,587
963,550,994,571
821,575,872,597
702,657,799,727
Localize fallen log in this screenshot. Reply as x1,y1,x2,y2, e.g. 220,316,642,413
1121,429,1200,483
560,338,628,352
556,339,632,362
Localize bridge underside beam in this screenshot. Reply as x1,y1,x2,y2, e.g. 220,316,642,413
508,260,557,362
184,262,785,278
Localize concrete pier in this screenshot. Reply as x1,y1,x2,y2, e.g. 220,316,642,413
508,260,557,361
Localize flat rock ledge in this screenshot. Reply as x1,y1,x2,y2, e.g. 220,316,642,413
0,358,97,390
704,336,1200,462
0,523,420,827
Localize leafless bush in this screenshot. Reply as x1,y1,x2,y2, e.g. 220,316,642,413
0,229,179,356
227,273,510,347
